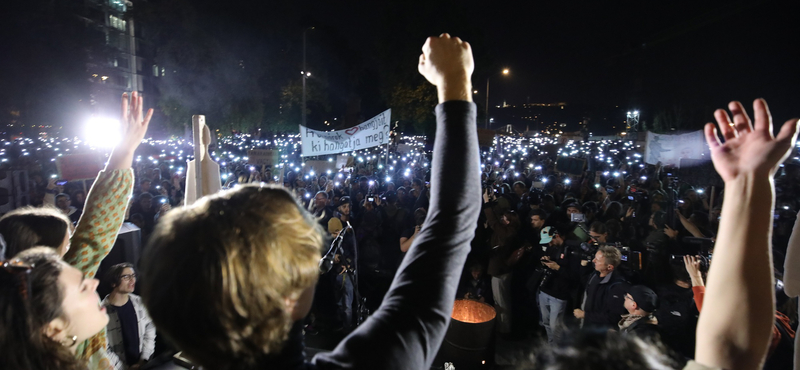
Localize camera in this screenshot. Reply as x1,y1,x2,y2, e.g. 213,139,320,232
566,241,599,261
669,254,710,272
570,213,586,223
367,196,375,203
627,186,648,203
531,262,556,289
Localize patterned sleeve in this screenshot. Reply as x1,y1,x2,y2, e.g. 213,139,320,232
63,169,134,279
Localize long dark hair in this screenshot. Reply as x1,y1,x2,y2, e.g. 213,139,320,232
0,247,86,370
0,207,71,258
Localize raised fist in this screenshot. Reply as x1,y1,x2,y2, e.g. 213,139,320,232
418,33,474,89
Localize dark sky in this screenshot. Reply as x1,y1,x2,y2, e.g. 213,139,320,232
283,0,799,123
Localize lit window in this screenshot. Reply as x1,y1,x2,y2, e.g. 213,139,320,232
109,15,126,31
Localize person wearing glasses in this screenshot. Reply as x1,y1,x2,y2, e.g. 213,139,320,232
102,263,155,370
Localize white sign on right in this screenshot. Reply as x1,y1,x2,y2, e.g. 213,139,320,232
645,130,710,167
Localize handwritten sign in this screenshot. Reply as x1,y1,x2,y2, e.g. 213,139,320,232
57,153,104,180
300,109,391,156
247,149,279,166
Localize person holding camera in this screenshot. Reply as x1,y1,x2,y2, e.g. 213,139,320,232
537,225,575,344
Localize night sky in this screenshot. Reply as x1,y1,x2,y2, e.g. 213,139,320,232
291,0,800,124
2,0,798,134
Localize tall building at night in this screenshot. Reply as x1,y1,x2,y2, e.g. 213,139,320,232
81,0,158,128
1,0,158,137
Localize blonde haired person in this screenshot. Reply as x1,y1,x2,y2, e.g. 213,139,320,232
140,34,480,370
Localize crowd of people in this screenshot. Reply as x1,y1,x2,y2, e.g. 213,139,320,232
0,34,798,370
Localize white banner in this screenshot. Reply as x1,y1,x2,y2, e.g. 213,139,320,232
300,109,391,156
645,130,710,167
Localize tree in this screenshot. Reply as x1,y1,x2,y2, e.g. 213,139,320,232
388,82,437,134
648,103,710,134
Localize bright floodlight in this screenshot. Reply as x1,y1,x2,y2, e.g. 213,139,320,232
633,111,639,115
84,117,121,148
502,69,510,75
627,111,631,115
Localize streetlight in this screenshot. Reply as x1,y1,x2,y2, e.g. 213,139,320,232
302,26,315,127
626,110,640,132
486,68,510,129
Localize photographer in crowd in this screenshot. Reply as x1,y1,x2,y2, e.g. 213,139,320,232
537,226,574,344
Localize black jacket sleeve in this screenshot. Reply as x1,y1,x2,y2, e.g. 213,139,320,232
313,101,480,370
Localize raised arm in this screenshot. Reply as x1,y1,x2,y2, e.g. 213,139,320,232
64,92,152,278
695,99,798,370
314,34,479,370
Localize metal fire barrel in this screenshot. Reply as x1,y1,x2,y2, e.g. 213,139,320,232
434,299,496,369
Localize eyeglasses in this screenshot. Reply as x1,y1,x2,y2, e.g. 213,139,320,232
120,274,137,281
2,259,34,301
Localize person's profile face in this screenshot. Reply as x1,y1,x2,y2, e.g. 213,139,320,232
141,181,151,191
140,198,152,210
592,251,608,272
624,293,636,313
338,203,351,215
56,264,108,344
589,231,606,243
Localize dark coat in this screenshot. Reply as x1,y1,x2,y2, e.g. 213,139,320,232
582,270,630,329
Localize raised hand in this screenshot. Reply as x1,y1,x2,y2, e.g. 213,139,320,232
664,224,678,239
108,91,154,171
704,99,798,181
120,91,153,151
418,33,474,103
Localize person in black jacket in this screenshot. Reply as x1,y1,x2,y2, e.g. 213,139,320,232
538,225,575,344
574,245,630,330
